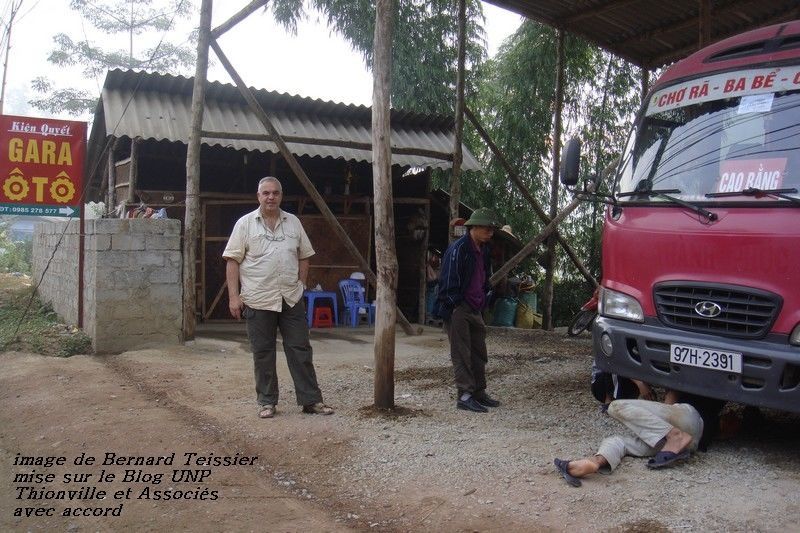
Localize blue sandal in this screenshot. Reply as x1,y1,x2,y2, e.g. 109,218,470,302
646,450,690,469
554,458,582,487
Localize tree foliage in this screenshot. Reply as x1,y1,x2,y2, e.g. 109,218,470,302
264,4,643,320
30,0,196,116
464,21,641,292
0,218,32,274
269,0,487,115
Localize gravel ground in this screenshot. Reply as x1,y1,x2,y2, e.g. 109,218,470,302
316,327,800,531
3,325,799,531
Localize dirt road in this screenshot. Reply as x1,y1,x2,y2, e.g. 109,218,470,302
2,326,799,532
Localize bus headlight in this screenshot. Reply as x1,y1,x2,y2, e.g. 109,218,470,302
599,287,644,323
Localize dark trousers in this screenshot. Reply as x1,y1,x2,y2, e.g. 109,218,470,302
244,299,323,406
445,303,488,396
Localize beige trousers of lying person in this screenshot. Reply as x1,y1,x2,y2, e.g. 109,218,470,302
596,399,704,471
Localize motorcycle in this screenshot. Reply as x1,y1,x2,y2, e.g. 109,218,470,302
567,287,598,337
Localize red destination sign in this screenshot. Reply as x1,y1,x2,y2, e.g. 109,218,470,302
646,65,800,116
717,158,787,193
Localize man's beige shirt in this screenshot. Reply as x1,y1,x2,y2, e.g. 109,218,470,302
222,208,315,311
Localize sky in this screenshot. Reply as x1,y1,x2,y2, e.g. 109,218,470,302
0,1,523,119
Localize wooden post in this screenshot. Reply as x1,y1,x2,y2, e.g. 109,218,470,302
641,68,650,106
183,0,213,341
449,0,467,233
106,139,117,214
127,137,139,204
699,0,711,48
372,0,396,409
78,208,85,329
201,202,207,318
542,30,566,331
418,191,431,324
209,38,418,335
464,107,598,288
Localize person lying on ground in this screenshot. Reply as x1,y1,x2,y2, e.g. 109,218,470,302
554,392,725,487
591,361,655,410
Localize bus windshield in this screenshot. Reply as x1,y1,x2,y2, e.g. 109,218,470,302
616,67,800,204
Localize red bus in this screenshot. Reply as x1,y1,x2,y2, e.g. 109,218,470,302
563,20,800,411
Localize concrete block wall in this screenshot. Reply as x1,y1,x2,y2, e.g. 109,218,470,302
32,220,81,325
33,219,183,353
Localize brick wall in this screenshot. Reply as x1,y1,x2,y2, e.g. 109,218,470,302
33,219,183,353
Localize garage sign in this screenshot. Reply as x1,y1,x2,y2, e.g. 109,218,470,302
0,114,87,217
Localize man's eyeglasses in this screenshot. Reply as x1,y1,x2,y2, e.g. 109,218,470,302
264,224,285,242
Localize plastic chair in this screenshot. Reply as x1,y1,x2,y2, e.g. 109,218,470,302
338,279,375,327
303,290,339,327
312,307,334,328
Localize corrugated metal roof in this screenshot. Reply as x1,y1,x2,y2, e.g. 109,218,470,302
486,1,799,68
93,69,480,171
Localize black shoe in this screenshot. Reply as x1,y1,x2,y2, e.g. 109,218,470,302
474,393,501,408
457,396,488,413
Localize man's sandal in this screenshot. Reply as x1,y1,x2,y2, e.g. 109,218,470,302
554,458,582,487
258,404,276,418
302,402,334,415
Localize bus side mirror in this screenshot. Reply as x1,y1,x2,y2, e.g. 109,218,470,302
560,137,581,187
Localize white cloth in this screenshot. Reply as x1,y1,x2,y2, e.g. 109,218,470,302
222,208,314,311
596,399,704,471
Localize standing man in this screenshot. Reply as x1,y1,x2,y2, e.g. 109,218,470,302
223,176,333,419
436,208,502,413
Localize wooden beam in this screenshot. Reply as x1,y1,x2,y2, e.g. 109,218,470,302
372,0,398,409
490,191,591,286
594,0,751,65
613,0,799,53
618,15,697,47
127,137,139,204
183,0,213,341
562,0,641,24
391,197,429,205
644,6,800,67
200,130,454,161
608,0,748,47
210,0,270,38
594,11,635,35
208,37,418,336
464,107,597,288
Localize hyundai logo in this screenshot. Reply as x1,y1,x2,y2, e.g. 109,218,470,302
694,301,722,318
